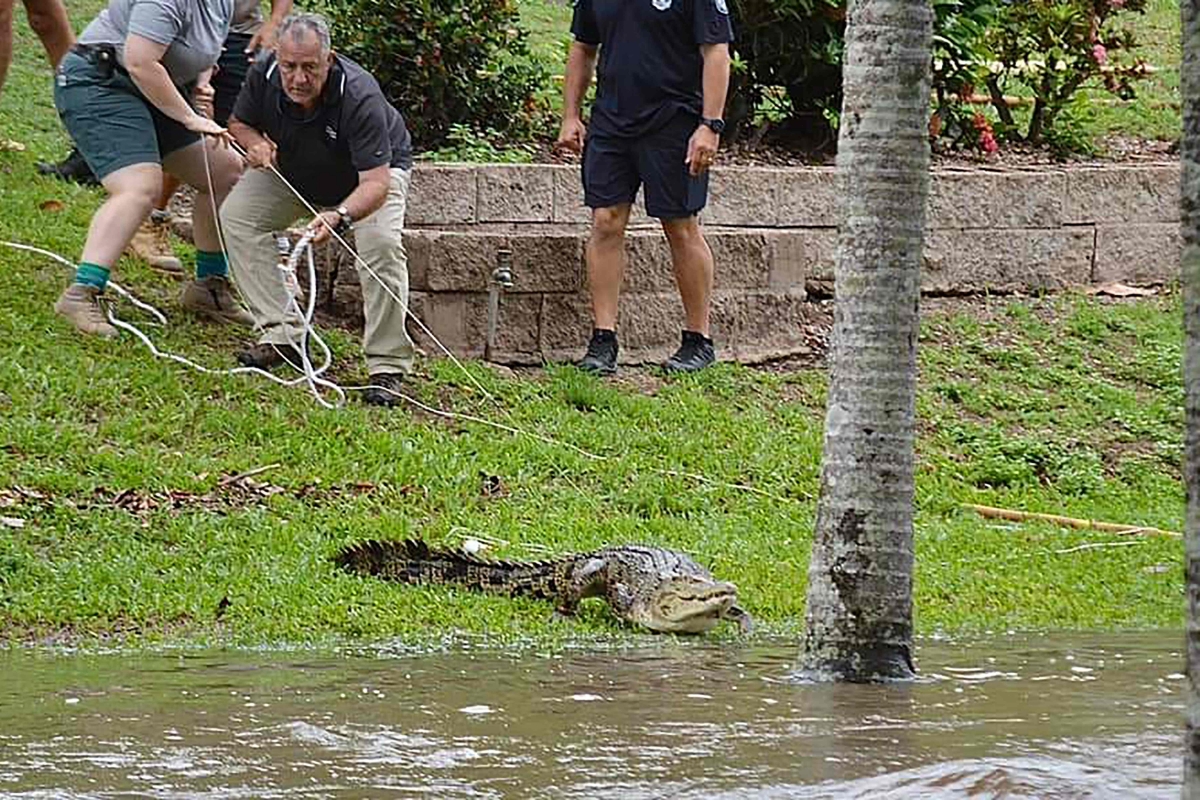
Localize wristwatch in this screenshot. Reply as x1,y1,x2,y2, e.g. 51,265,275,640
334,205,353,234
700,117,726,135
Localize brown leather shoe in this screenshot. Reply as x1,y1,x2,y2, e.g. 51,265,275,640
181,275,256,327
127,214,184,276
54,284,117,338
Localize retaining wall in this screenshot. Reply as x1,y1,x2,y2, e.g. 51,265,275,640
184,161,1182,365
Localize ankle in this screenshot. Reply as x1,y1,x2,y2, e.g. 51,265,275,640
74,262,110,291
195,250,228,280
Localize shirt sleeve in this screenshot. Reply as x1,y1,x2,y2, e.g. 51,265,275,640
571,0,601,45
127,0,184,46
231,59,267,130
693,0,734,45
345,95,393,172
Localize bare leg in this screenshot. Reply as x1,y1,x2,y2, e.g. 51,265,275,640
586,204,631,330
23,0,73,67
80,163,162,267
162,138,242,252
661,215,714,336
0,0,13,99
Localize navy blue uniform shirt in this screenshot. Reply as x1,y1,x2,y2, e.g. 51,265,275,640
571,0,734,138
232,53,413,207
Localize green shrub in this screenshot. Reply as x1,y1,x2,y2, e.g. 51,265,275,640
731,0,1151,156
728,0,846,144
984,0,1151,145
321,0,552,149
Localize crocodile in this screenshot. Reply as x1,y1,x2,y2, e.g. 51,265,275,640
334,539,753,635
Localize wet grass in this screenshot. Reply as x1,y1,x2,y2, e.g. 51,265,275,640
0,0,1187,650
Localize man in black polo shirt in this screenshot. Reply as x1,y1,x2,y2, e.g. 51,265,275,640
557,0,733,375
219,11,415,406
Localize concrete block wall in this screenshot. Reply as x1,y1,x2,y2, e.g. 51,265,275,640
197,161,1181,365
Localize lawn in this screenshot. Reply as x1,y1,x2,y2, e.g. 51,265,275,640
0,0,1187,649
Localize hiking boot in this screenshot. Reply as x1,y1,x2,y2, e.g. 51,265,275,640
662,330,716,374
236,342,306,370
127,212,184,276
180,275,256,327
576,328,618,375
36,147,99,186
363,372,406,407
54,283,117,338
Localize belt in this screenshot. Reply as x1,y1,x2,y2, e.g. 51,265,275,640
70,42,129,75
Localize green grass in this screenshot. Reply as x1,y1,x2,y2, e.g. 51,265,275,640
0,0,1187,649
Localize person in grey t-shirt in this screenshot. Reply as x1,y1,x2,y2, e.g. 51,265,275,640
50,0,252,339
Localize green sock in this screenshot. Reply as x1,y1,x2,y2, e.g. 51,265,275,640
196,250,228,279
74,262,110,290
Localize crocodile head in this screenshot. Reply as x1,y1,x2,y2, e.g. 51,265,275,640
637,577,740,634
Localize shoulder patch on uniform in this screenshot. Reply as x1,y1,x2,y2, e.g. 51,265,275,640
715,0,729,13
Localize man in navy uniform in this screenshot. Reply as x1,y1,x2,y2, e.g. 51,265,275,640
556,0,733,375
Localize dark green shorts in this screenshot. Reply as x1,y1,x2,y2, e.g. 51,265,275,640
53,48,199,181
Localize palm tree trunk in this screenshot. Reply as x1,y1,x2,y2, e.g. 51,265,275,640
1181,1,1200,794
798,0,933,683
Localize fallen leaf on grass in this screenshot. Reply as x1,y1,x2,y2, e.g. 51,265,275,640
38,199,64,212
1087,282,1157,298
0,139,26,152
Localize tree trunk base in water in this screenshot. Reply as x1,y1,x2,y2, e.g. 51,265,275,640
794,642,916,684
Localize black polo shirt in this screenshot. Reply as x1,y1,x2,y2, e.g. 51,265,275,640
572,0,733,138
231,53,413,207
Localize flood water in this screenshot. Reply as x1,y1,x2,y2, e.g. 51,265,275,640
0,631,1184,798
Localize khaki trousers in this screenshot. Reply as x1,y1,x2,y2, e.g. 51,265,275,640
220,167,415,374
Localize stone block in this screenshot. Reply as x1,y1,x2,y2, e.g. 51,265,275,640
928,169,1065,229
704,168,780,227
408,165,478,225
507,234,584,293
619,231,676,293
1063,164,1180,225
409,291,542,362
775,168,839,227
477,165,554,223
408,231,503,292
922,228,1095,293
710,229,772,289
712,288,813,362
1094,223,1181,285
765,230,821,291
407,229,583,293
539,292,594,357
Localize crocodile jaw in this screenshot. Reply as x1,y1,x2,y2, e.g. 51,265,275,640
638,580,739,634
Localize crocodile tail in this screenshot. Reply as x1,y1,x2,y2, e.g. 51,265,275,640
334,539,567,601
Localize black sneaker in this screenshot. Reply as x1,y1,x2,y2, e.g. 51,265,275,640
577,328,618,375
363,372,405,407
236,342,306,370
663,330,715,373
36,147,99,186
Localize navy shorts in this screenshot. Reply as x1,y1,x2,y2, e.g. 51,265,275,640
582,112,708,220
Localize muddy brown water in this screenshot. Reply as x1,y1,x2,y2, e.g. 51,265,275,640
0,631,1184,798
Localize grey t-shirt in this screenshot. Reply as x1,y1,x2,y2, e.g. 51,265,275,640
229,0,262,36
79,0,234,85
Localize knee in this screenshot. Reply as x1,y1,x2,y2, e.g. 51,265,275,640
591,206,629,242
662,217,703,249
